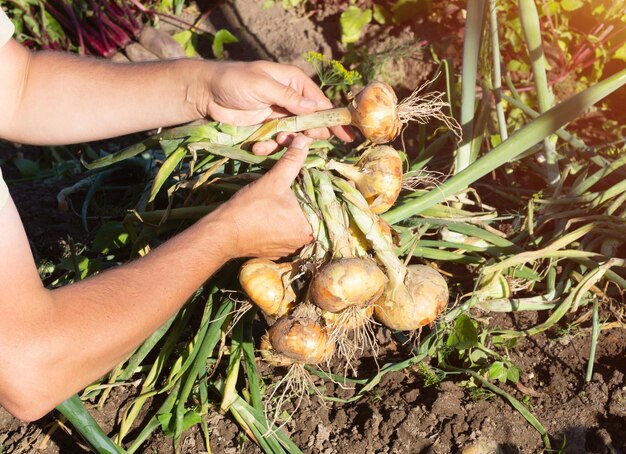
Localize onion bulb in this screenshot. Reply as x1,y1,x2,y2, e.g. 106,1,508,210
374,265,448,331
348,82,401,144
327,145,403,214
239,258,296,317
310,258,386,313
259,333,294,367
268,314,335,364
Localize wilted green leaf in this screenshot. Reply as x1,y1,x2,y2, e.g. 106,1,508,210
614,42,626,62
488,361,508,382
59,255,101,280
561,0,583,11
447,314,478,350
340,6,372,44
160,138,186,157
42,10,65,44
158,410,202,436
212,29,238,59
506,59,523,72
372,4,391,24
92,221,129,253
391,0,429,24
12,158,39,178
507,365,521,383
172,30,198,57
149,146,187,202
469,348,488,364
490,134,502,148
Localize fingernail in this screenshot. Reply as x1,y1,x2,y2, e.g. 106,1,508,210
291,134,309,150
299,98,317,110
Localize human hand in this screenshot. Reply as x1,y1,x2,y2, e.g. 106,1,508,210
202,61,353,154
209,134,314,260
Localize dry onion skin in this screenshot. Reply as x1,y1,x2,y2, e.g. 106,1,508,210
374,265,449,331
268,314,335,364
259,333,295,367
327,145,403,214
239,258,296,317
309,258,387,313
348,82,401,144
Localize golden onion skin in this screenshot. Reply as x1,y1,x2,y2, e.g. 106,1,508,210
349,81,401,144
239,258,296,317
259,333,294,367
268,315,335,364
310,258,386,313
357,146,403,214
374,265,449,331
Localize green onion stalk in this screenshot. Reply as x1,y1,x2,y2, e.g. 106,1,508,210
241,80,460,148
333,177,449,332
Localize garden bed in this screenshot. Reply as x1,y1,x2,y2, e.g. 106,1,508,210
1,0,625,453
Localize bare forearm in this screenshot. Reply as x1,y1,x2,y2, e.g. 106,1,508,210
6,49,212,145
4,213,232,419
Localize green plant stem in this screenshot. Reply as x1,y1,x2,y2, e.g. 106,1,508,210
519,0,559,185
56,395,124,454
489,0,508,140
310,169,353,258
501,93,586,149
240,107,353,148
332,176,407,291
116,305,193,443
126,382,181,454
221,318,243,412
455,0,486,173
383,68,626,224
173,298,234,442
586,299,600,382
495,258,621,338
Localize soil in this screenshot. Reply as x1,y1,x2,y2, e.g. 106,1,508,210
1,1,625,453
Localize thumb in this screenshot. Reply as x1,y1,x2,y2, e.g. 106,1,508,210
262,79,319,115
268,134,312,186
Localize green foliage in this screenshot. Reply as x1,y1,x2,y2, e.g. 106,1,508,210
212,29,239,60
391,0,431,24
172,30,198,57
416,362,446,387
496,0,626,91
92,222,130,254
446,313,478,350
340,6,372,45
35,1,626,452
304,51,361,96
12,158,40,179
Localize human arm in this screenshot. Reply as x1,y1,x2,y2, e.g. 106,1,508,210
0,135,314,422
0,39,352,149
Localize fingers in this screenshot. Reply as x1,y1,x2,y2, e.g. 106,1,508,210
267,134,312,186
254,62,355,143
261,78,321,116
252,128,331,156
252,140,279,156
331,125,356,142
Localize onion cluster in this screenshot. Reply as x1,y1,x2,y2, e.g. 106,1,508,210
236,82,450,369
